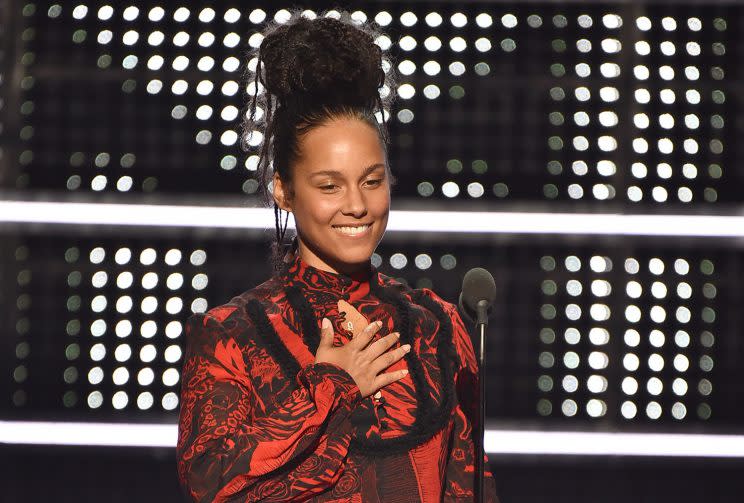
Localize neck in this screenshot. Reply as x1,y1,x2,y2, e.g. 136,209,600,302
296,239,371,277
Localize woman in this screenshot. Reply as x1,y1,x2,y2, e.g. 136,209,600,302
177,10,499,502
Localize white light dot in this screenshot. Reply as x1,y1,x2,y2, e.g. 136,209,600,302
501,14,517,28
589,328,610,345
648,354,665,372
652,330,667,346
451,13,468,28
140,344,156,363
562,399,578,417
97,6,114,21
621,401,637,419
400,12,417,27
375,11,392,26
442,181,460,198
652,305,671,325
122,30,139,46
224,8,241,23
624,353,640,371
562,375,579,392
115,320,131,338
90,343,106,362
622,377,638,395
423,61,441,76
72,5,89,20
625,329,641,347
165,345,183,363
166,321,183,339
674,354,690,372
166,297,184,315
475,13,492,28
661,17,677,31
425,12,443,27
88,367,104,385
647,377,663,395
199,8,215,23
92,271,108,288
112,367,129,386
162,392,179,411
141,248,157,266
197,32,215,48
587,375,608,394
450,37,467,52
599,87,619,102
397,84,415,100
114,344,132,362
138,368,155,386
137,392,154,410
141,320,157,338
162,368,180,387
588,353,609,370
647,401,662,420
173,7,190,22
672,378,688,396
399,35,416,51
116,295,132,313
87,391,103,409
563,328,580,345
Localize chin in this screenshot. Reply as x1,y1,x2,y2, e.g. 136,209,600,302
331,249,374,267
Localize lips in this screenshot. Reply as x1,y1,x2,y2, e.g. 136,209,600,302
332,223,372,237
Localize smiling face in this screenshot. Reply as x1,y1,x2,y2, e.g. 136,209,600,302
272,116,390,275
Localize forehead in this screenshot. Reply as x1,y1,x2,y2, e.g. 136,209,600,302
295,117,385,175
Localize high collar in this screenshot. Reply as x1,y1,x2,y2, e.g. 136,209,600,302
279,252,378,296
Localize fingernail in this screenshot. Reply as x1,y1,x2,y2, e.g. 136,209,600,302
401,369,408,375
404,344,411,352
322,318,330,328
393,332,400,339
376,320,383,327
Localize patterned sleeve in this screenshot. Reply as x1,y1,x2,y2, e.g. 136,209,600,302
421,291,500,503
177,311,362,502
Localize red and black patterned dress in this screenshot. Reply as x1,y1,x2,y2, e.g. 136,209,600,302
177,253,499,502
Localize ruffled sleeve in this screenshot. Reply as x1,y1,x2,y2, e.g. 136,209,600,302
177,310,362,502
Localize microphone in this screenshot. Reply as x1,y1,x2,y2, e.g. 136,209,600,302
458,267,497,326
458,267,496,503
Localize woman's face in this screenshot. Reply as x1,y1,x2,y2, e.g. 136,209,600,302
273,116,390,275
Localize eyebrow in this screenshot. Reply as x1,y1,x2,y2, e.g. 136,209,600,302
310,163,386,179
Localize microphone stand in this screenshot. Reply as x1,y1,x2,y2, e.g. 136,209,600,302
474,299,489,503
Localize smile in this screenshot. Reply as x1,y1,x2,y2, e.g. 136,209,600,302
332,223,372,237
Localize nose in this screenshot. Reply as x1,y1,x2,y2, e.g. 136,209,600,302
341,185,367,218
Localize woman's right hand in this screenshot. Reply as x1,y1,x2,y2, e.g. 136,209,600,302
314,317,410,398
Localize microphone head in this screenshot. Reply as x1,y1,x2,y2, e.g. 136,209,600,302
461,267,496,312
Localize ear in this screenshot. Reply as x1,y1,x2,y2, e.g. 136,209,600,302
272,172,292,212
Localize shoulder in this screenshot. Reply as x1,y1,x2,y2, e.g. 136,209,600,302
378,272,457,313
186,275,286,334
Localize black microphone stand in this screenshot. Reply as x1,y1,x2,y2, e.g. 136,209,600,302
474,299,489,503
459,291,492,503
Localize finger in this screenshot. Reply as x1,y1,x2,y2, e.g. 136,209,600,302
371,343,411,374
317,318,334,350
372,368,409,391
349,320,382,349
364,331,400,361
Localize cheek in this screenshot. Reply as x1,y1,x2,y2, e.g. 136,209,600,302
294,197,337,226
370,191,391,217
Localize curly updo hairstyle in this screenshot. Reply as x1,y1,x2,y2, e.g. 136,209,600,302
240,9,396,272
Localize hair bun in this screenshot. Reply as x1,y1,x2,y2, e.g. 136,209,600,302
259,15,385,110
